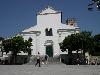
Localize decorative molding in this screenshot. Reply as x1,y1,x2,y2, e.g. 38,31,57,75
20,31,41,35
44,40,53,46
37,12,61,15
57,29,76,33
37,5,61,15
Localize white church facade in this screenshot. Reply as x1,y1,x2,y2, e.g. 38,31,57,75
19,6,80,57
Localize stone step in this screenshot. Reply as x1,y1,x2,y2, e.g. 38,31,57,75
25,56,61,65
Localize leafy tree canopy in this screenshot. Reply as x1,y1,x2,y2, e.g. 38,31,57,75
2,36,32,55
59,31,94,54
2,36,32,64
93,34,100,55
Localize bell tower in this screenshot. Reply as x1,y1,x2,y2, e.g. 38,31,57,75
66,18,77,27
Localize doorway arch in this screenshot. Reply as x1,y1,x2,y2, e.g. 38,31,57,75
44,40,53,57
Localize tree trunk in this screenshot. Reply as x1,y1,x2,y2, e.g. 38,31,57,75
82,50,86,64
11,53,17,64
76,50,79,59
68,50,73,65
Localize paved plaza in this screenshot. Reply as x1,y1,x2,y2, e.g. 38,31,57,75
0,64,100,75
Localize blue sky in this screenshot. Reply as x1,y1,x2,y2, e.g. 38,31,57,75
0,0,100,37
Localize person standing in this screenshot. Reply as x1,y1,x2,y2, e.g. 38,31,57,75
35,52,41,67
45,54,48,65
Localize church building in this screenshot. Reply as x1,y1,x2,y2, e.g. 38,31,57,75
19,6,80,57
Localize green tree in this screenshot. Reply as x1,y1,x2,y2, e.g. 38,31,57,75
60,33,80,64
0,37,4,41
0,37,4,56
24,39,32,55
88,0,100,11
2,36,32,64
79,31,94,55
59,31,94,64
93,34,100,55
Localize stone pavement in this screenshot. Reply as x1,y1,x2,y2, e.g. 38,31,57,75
0,64,100,75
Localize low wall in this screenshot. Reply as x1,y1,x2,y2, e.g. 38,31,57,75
60,53,86,65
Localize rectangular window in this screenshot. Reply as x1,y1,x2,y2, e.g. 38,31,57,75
45,28,53,36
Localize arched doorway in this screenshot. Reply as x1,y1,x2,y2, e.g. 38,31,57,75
46,45,53,57
44,40,53,57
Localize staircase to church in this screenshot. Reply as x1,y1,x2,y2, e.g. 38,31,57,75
47,57,62,64
25,56,62,65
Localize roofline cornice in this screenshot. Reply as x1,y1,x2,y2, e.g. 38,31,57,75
37,11,61,15
20,31,41,34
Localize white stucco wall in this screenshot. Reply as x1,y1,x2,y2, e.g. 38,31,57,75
37,13,61,25
20,6,80,56
21,33,37,55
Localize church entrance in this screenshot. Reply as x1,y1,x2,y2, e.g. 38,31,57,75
46,45,53,57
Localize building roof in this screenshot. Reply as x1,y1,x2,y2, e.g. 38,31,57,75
22,23,79,33
21,6,79,33
22,25,39,32
37,6,61,15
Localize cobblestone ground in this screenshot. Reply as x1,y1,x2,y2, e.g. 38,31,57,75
0,64,100,75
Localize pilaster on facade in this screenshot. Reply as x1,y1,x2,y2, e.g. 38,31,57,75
36,32,41,55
